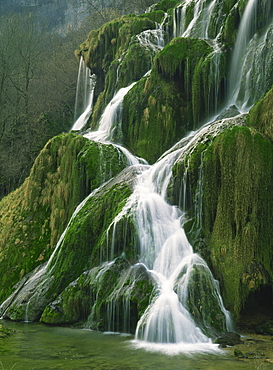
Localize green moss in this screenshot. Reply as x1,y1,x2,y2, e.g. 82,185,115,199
222,4,241,47
151,0,180,12
170,125,273,321
80,15,157,127
0,134,128,303
122,37,226,163
174,261,227,336
247,85,273,141
44,181,133,298
139,10,166,24
117,42,153,89
41,260,156,333
202,126,273,319
122,73,186,163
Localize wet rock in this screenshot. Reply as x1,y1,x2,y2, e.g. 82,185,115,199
234,349,245,358
215,332,243,347
255,321,273,335
214,105,241,120
234,349,265,359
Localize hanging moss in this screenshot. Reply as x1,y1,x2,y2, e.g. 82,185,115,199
169,124,273,321
40,259,131,326
85,261,156,333
202,126,273,319
122,37,226,163
154,38,212,79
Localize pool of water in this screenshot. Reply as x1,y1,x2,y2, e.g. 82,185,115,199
0,320,260,369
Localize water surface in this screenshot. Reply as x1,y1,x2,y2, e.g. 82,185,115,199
0,320,259,369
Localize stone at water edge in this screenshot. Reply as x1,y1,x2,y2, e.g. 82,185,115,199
215,332,243,347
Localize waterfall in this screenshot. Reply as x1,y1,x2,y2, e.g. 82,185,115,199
136,13,168,53
71,56,96,131
2,0,273,354
84,83,136,144
228,0,258,110
131,118,238,346
173,0,220,40
228,0,273,111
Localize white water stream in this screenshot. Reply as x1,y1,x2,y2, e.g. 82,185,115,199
71,56,96,131
86,0,265,348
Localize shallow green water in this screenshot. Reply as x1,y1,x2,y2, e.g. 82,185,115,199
0,320,258,369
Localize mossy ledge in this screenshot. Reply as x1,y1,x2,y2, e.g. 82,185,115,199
0,133,128,303
40,259,157,333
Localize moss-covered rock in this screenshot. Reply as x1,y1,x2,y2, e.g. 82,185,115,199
201,126,273,319
174,254,227,336
122,37,226,163
169,121,273,322
76,15,159,126
0,134,128,303
39,259,157,333
247,86,273,142
0,165,141,322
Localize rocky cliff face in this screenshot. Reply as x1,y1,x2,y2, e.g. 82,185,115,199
1,0,273,337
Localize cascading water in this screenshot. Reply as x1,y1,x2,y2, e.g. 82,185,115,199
2,0,273,355
71,56,96,131
173,0,221,40
89,0,271,349
228,0,273,111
